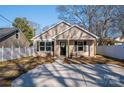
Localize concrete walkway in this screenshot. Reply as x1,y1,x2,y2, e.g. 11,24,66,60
12,57,124,87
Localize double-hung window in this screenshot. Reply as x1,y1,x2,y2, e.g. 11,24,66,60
40,42,45,51
75,41,87,52
46,42,52,51
16,31,19,39
39,41,52,51
77,41,83,51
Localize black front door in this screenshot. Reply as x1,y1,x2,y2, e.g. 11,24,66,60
60,42,66,56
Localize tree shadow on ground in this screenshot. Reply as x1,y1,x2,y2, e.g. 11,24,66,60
57,62,124,87
11,58,124,87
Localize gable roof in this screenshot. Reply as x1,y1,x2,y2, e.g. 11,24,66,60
52,25,99,39
0,28,19,42
31,20,72,40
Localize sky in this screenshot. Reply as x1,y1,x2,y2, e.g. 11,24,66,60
0,5,59,34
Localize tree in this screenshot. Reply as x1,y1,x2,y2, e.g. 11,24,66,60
56,5,124,39
42,26,49,31
111,6,124,39
13,17,34,42
98,38,115,45
56,5,97,31
28,20,42,36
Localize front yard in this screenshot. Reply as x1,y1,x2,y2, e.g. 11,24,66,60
12,56,124,87
0,54,124,86
64,55,124,66
0,56,55,86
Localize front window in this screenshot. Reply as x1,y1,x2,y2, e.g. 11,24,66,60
77,42,83,51
39,41,52,51
40,42,45,51
46,42,52,51
75,41,88,52
16,32,19,39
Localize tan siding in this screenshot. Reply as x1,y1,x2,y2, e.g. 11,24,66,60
0,31,30,48
41,22,70,40
56,27,95,40
54,40,95,57
88,40,95,57
69,40,95,57
55,40,60,56
36,22,97,57
69,40,75,56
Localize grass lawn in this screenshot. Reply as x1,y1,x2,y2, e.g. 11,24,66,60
64,55,124,66
0,56,55,87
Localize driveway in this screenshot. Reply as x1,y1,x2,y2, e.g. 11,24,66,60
12,57,124,87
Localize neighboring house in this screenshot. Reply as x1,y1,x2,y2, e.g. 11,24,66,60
32,21,98,57
114,36,124,45
0,28,30,48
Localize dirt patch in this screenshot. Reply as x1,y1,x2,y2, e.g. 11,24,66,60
64,55,124,66
0,56,55,87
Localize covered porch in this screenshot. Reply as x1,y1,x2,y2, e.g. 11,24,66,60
54,39,96,57
35,39,96,57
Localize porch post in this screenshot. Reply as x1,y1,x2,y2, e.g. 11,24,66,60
38,41,40,52
94,40,96,57
88,40,90,57
53,39,56,56
67,39,69,57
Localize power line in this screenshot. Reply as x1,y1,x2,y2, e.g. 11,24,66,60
0,14,37,37
0,14,13,24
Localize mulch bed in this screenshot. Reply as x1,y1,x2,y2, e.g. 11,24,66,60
64,55,124,67
0,56,55,87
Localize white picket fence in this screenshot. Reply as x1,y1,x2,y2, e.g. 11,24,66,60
0,47,37,62
97,45,124,60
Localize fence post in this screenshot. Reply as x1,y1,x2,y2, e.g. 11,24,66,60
33,46,35,57
2,46,4,62
28,47,31,56
11,46,13,60
25,47,27,57
18,46,20,58
24,47,26,57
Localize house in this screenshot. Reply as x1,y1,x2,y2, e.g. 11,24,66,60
32,21,98,57
114,36,124,45
0,28,30,48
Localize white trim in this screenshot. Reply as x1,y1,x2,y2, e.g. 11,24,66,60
31,20,72,40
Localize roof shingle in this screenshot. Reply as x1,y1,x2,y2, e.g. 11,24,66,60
0,28,19,42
